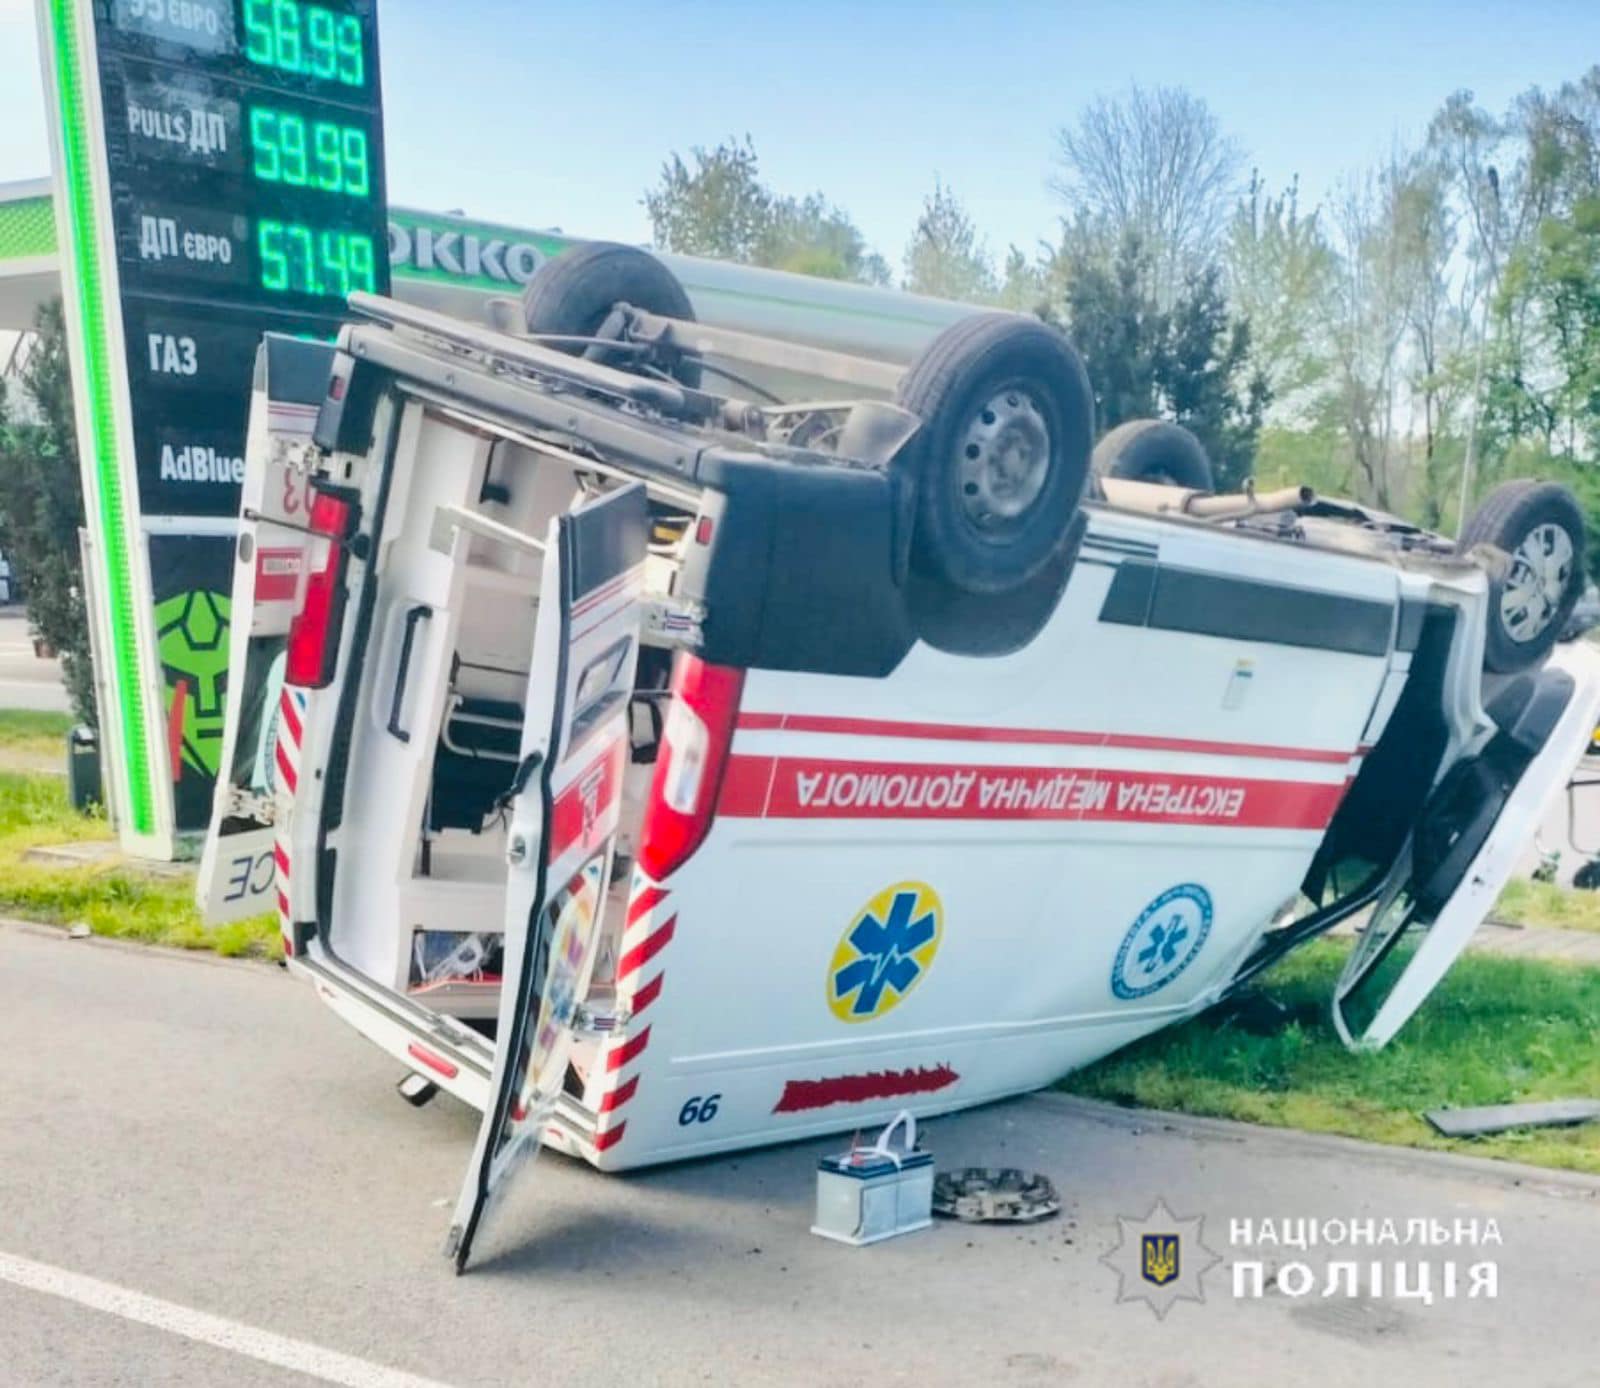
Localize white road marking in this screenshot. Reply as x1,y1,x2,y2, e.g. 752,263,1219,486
0,1251,457,1388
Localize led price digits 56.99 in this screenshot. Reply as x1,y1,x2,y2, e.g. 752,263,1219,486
243,0,364,86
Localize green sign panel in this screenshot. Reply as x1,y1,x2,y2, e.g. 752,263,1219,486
36,0,388,854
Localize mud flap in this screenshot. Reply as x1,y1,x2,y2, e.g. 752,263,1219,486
446,483,647,1272
1334,643,1600,1049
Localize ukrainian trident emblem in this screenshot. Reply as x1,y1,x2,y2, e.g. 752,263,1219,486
1141,1233,1180,1287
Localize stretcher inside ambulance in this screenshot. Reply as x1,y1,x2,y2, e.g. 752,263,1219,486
214,244,1600,1270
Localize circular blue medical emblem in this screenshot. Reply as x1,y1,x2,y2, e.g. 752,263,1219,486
1111,884,1213,1001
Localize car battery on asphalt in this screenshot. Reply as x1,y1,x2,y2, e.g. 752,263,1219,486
811,1112,934,1246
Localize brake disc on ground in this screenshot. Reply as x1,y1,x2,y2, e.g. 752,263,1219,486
932,1167,1060,1223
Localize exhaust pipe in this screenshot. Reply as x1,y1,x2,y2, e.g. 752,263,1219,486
1183,484,1316,519
1099,477,1317,521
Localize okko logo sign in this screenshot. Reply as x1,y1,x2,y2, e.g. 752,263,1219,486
827,881,943,1023
387,221,547,287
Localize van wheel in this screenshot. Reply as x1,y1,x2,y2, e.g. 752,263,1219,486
1092,418,1214,492
908,514,1083,656
1460,480,1585,672
896,314,1093,595
521,242,701,388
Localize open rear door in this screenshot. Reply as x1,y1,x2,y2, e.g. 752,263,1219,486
1334,642,1600,1048
446,482,648,1272
197,336,330,923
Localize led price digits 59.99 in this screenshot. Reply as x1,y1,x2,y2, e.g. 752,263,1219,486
249,108,369,196
258,219,376,299
243,0,364,86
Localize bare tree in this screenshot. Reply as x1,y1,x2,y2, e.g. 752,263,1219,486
1388,154,1461,523
1052,85,1243,308
1224,171,1337,418
1324,163,1413,509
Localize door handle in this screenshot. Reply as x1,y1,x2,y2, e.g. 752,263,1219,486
387,604,432,744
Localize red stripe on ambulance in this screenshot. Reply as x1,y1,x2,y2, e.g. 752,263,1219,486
717,755,1344,830
616,915,676,980
606,1027,652,1072
274,742,298,793
592,875,678,1156
627,972,664,1017
598,1076,638,1113
592,1123,627,1151
736,711,1355,765
547,734,626,864
626,885,668,927
279,688,303,744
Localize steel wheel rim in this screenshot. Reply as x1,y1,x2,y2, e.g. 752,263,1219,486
957,386,1051,534
1501,522,1575,644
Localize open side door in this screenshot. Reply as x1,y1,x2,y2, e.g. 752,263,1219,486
1334,642,1600,1049
447,482,648,1272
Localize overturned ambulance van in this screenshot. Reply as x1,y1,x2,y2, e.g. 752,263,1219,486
215,244,1600,1269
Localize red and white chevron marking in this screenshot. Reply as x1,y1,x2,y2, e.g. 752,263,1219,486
272,687,309,954
591,871,676,1152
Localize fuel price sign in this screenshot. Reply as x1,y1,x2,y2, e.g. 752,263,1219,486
37,0,388,853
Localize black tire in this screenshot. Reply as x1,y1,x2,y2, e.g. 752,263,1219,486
521,242,700,388
908,513,1085,657
1573,859,1600,891
1092,418,1214,492
895,313,1093,595
1459,479,1586,673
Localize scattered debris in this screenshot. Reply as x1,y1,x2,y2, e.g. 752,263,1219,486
1424,1099,1600,1137
933,1168,1060,1223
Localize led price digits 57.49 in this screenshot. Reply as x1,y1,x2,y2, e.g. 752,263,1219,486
249,108,369,196
242,0,364,86
258,219,376,299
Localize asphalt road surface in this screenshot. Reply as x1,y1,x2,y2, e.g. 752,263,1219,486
0,606,70,714
2,918,1597,1387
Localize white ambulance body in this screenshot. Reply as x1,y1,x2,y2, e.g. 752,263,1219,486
229,248,1598,1269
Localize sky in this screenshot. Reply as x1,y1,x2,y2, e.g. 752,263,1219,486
3,0,1599,268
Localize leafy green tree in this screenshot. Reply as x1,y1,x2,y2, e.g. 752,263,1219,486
997,244,1052,316
1052,231,1268,488
643,137,771,263
1156,264,1270,491
643,137,888,284
761,192,891,284
903,181,997,301
0,300,96,724
1058,231,1163,427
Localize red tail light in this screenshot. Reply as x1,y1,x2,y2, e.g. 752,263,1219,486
285,490,356,689
636,655,744,881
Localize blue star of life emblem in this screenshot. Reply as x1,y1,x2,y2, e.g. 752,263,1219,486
1111,883,1213,1001
832,887,939,1019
